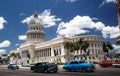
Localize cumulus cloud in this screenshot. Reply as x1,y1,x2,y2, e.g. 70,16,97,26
0,49,6,56
0,17,7,30
102,26,120,38
19,13,25,16
66,0,77,2
92,17,99,21
0,40,11,48
18,35,27,40
21,9,61,28
57,15,119,39
113,45,120,53
15,43,19,46
99,0,115,8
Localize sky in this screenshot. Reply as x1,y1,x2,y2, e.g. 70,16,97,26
0,0,119,56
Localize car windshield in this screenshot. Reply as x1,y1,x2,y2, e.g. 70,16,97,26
35,62,49,66
9,64,17,66
79,61,86,64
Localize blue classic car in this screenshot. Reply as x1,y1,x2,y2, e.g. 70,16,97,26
63,60,95,72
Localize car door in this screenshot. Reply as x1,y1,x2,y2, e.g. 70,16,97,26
71,61,79,70
35,63,42,72
78,61,85,70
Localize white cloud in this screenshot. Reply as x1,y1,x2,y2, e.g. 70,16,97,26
18,35,27,40
16,48,20,50
15,43,19,46
0,40,11,48
19,13,25,16
21,9,61,28
102,26,120,38
0,17,7,30
0,49,6,56
99,0,115,7
113,45,120,53
66,0,77,2
92,17,99,20
105,0,115,3
57,15,119,39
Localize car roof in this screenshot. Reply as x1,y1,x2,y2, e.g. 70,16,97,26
9,64,17,65
35,62,48,64
70,60,84,62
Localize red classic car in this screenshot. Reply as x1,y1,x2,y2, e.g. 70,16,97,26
99,61,120,67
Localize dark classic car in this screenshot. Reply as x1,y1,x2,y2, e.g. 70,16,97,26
63,60,95,72
7,64,19,70
30,62,58,73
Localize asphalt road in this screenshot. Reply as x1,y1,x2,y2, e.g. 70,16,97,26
0,65,120,76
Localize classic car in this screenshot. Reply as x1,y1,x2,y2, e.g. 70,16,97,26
7,64,19,70
99,61,120,67
112,64,120,68
22,63,30,67
30,62,58,73
63,60,95,72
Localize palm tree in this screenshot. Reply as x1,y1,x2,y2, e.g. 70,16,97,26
10,52,17,64
15,52,21,59
10,52,17,59
63,41,74,61
63,38,89,61
103,41,114,60
75,38,89,60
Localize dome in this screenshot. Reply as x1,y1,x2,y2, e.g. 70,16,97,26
29,12,42,26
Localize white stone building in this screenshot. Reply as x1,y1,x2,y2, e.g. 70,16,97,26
10,12,104,64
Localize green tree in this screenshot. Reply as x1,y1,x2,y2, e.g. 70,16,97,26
10,52,17,60
15,52,21,59
103,42,114,52
63,41,74,61
103,42,114,60
63,38,89,61
2,54,7,56
74,38,89,60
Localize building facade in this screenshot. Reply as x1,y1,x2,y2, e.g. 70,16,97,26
10,12,104,64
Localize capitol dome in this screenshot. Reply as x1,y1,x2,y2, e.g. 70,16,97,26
26,11,45,43
29,12,42,26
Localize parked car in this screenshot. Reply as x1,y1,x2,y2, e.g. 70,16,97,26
7,64,19,70
22,63,30,67
30,62,58,73
63,60,95,72
112,64,120,68
99,60,120,67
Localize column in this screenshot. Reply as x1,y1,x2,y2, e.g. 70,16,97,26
51,46,54,56
29,45,35,64
61,45,65,55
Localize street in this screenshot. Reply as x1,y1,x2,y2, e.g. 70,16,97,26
0,65,120,76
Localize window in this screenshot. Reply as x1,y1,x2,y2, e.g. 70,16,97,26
74,61,78,64
69,62,74,64
36,63,42,66
79,61,85,64
92,49,94,54
91,44,93,47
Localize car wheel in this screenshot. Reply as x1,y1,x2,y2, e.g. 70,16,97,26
34,69,38,72
90,70,94,72
67,68,72,72
53,70,57,73
82,68,87,72
45,69,49,73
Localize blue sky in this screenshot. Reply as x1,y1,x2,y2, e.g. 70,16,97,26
0,0,119,55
